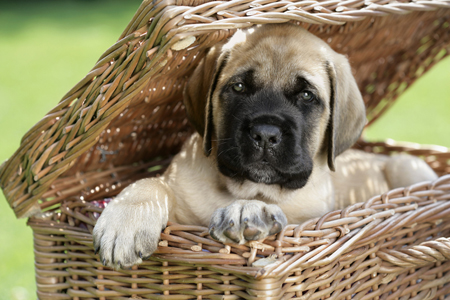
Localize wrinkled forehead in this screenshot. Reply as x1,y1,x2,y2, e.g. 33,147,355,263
219,25,332,98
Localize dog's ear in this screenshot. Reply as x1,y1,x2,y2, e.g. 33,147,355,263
326,55,366,171
184,45,228,156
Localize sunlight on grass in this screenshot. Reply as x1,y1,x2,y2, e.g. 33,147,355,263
365,56,450,148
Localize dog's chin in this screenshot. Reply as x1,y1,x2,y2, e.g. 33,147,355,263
246,162,280,184
218,161,312,190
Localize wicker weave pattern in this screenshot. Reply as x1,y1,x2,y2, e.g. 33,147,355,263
30,174,450,299
1,0,449,218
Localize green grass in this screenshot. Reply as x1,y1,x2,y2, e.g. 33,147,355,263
0,1,449,299
0,1,140,299
365,58,450,147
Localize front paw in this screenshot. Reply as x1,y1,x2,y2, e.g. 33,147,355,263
93,182,169,269
209,200,287,244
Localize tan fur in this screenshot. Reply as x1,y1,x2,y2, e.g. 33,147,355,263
93,24,437,269
332,150,438,208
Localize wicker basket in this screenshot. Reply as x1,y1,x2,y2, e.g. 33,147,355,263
1,0,450,299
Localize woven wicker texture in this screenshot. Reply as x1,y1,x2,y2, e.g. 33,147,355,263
1,0,450,299
30,170,450,299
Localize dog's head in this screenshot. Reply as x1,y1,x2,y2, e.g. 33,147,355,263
184,23,366,189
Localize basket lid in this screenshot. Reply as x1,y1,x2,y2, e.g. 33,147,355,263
1,0,450,218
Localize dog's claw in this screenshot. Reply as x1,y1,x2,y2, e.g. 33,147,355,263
243,226,261,241
269,221,282,236
209,227,220,241
224,228,240,244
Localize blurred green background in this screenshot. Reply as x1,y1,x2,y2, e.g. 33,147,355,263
0,0,449,299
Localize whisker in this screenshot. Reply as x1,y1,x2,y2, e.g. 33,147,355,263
217,146,238,158
232,114,243,122
212,137,233,143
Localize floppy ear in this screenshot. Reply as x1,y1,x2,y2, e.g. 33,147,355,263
326,55,366,171
183,45,228,156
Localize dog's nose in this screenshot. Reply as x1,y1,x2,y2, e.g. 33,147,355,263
250,124,282,148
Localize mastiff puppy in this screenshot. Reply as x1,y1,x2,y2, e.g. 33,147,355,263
93,23,437,269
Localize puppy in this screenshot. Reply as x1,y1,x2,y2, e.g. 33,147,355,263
93,23,437,269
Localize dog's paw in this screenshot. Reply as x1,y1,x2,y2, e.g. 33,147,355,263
92,179,169,269
209,200,287,244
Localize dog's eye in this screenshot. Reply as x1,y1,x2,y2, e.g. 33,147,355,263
232,82,245,93
300,91,315,102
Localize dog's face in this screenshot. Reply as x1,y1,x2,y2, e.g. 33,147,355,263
184,24,366,190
